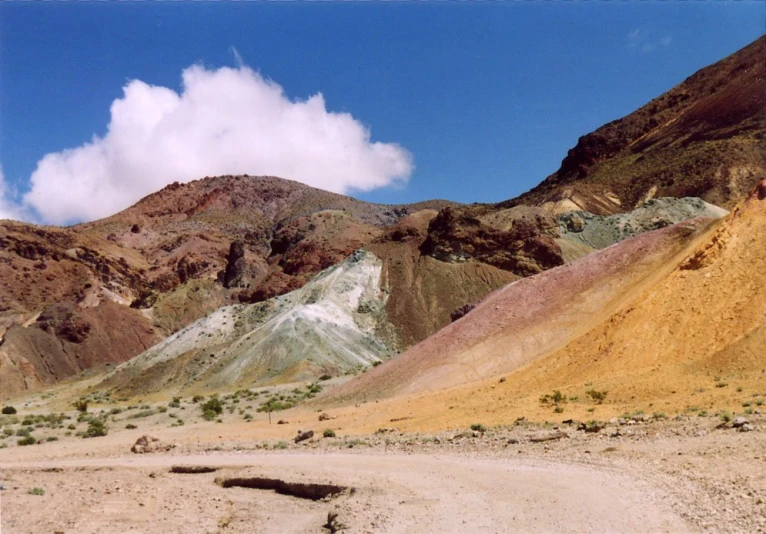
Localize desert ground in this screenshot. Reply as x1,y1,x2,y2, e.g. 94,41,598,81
1,388,764,533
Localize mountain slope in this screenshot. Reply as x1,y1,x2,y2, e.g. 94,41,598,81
504,36,765,214
0,175,454,397
99,250,393,396
323,179,765,415
323,216,720,403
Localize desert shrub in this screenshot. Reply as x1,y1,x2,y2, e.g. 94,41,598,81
319,374,332,381
257,398,295,413
553,406,565,414
125,423,137,429
28,487,45,496
18,436,36,446
202,410,218,421
72,400,88,413
719,411,733,423
323,429,336,438
586,390,608,404
16,427,32,437
200,398,223,416
168,397,181,408
46,436,58,442
84,419,107,438
470,423,488,432
2,428,13,437
273,441,288,450
192,395,204,403
1,406,17,415
540,390,567,406
127,409,157,419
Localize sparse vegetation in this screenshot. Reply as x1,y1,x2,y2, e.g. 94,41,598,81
323,429,336,438
84,419,108,438
586,389,608,404
470,423,488,433
28,487,45,496
540,390,567,407
72,400,89,413
200,397,223,417
2,406,17,415
17,435,36,446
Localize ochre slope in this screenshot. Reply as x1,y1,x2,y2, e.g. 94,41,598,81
324,216,719,405
500,177,766,407
316,180,765,430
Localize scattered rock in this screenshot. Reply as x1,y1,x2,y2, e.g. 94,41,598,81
222,240,248,289
319,413,332,421
295,430,314,443
738,423,755,433
450,303,476,322
277,420,289,425
324,511,346,533
530,431,568,443
507,438,519,445
732,417,750,428
131,435,173,454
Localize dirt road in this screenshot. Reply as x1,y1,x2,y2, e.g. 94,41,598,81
1,451,688,533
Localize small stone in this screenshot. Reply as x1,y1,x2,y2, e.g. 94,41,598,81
732,417,750,428
738,423,755,433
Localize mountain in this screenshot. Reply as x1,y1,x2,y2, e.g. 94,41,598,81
2,37,762,399
0,176,453,397
99,250,393,396
85,197,724,398
503,36,765,214
323,179,765,411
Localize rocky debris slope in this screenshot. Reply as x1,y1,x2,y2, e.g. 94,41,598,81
558,197,728,250
100,250,394,396
375,197,726,350
325,215,719,403
504,36,766,214
328,178,766,415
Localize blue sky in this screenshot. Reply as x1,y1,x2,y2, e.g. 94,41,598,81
0,2,763,224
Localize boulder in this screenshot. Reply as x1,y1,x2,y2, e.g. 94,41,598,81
131,435,173,454
732,417,750,428
295,430,314,443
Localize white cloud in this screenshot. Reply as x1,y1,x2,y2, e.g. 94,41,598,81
23,64,414,225
627,28,673,53
0,166,27,222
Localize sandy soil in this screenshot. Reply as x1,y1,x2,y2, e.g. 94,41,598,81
1,414,764,533
1,452,686,533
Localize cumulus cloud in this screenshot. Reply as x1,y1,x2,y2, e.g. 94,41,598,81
23,64,414,225
0,166,27,222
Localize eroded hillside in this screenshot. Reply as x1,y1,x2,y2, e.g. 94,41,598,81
504,36,765,214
